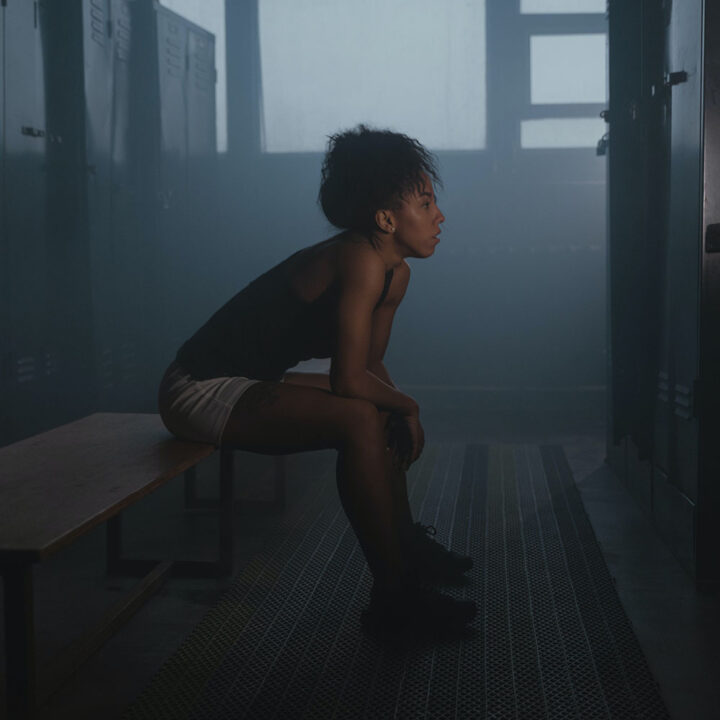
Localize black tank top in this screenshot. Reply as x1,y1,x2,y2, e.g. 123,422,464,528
176,253,394,381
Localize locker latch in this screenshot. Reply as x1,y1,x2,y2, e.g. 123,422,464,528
705,224,720,253
21,126,46,138
596,133,609,157
665,71,688,87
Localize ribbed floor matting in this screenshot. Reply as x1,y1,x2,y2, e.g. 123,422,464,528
124,445,669,719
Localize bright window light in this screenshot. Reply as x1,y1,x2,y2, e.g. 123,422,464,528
258,0,486,153
521,117,605,148
521,0,605,13
531,34,606,104
160,0,227,153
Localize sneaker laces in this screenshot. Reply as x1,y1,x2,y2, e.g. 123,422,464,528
412,522,473,570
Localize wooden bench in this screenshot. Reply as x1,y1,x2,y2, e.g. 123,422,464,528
0,412,280,719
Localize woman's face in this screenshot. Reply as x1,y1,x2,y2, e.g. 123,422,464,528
391,173,445,259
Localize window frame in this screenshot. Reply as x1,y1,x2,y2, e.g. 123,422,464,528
231,0,608,183
516,11,609,158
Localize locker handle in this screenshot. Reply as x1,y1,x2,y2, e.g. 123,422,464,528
705,224,720,253
21,126,45,139
596,133,609,157
664,71,688,87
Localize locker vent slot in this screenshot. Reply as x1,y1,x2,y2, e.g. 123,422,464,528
90,0,107,47
115,5,131,62
191,36,214,92
17,356,36,384
164,22,184,78
656,372,670,403
44,350,59,377
673,384,693,420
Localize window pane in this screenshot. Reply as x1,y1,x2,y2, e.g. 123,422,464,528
521,0,605,13
521,117,605,148
160,0,227,153
258,0,486,153
531,34,606,104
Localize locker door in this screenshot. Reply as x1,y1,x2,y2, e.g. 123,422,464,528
82,0,117,405
607,0,646,455
187,27,216,159
107,0,141,407
653,0,704,571
607,0,666,481
1,0,48,443
184,24,217,316
0,1,7,442
156,7,190,355
697,0,720,587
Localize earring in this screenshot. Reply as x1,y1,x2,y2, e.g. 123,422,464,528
389,226,395,233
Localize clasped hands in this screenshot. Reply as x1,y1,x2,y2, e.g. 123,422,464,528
385,410,425,471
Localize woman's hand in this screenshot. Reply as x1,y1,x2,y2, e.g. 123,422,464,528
406,413,425,466
385,410,425,470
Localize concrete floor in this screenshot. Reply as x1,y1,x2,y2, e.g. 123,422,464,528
2,389,719,719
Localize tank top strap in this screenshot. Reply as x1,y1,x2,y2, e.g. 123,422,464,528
376,269,394,307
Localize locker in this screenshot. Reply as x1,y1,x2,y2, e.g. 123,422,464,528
0,0,49,444
608,0,720,586
130,1,217,369
606,0,664,462
697,0,720,586
41,0,158,413
81,0,145,409
660,0,703,503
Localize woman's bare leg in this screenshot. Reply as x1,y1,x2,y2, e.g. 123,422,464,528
222,380,406,592
253,374,477,631
284,372,417,547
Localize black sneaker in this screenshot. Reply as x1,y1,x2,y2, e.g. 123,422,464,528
361,584,476,638
409,523,473,583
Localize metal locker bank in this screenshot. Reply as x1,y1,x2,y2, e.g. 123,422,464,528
607,0,720,588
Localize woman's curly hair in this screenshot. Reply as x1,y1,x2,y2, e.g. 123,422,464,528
318,125,441,242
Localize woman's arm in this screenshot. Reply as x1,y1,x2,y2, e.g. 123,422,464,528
366,261,409,388
330,249,417,415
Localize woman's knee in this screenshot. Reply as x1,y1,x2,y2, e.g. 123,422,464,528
338,398,384,448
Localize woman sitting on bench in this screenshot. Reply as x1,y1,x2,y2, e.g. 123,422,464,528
158,125,476,635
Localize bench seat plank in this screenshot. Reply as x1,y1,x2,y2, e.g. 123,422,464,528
0,413,215,562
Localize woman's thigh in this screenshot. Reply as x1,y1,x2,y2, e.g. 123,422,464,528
283,371,393,427
221,380,379,454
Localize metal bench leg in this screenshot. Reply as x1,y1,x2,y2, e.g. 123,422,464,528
183,465,198,508
219,448,235,575
183,465,219,510
106,514,122,575
107,454,234,578
3,564,36,720
274,456,287,509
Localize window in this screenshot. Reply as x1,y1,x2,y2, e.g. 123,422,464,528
257,0,486,153
521,5,607,149
160,0,227,153
530,34,606,104
521,117,606,149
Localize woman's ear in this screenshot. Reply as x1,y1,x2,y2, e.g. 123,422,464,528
374,209,396,234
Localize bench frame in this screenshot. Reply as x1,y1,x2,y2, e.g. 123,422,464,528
0,414,254,720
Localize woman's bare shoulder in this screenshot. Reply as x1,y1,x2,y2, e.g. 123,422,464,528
336,235,386,274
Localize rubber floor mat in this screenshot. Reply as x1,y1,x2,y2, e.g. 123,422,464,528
124,444,669,719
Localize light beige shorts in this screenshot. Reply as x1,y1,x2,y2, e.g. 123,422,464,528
158,360,261,445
